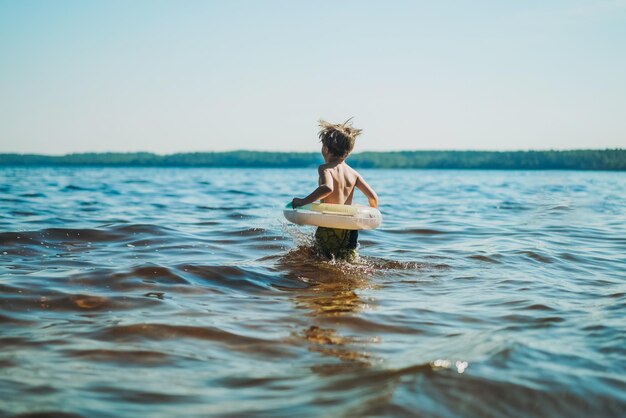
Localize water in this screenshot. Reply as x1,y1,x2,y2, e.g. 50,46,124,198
1,167,625,417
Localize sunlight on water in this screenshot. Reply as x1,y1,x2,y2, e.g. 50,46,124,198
0,167,625,417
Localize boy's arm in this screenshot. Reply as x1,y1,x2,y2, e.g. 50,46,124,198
356,174,378,208
292,167,334,208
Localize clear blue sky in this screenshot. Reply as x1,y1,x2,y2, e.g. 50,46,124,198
1,0,625,154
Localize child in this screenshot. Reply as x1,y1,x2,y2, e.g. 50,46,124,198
292,119,378,261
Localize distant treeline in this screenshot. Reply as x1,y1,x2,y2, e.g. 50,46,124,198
0,150,624,170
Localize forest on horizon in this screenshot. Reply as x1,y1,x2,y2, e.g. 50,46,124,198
0,149,624,170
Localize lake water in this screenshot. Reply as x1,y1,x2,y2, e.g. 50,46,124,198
1,167,625,417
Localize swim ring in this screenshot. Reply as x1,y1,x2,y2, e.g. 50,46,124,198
283,202,382,230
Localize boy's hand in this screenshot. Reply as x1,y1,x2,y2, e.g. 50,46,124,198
291,198,306,208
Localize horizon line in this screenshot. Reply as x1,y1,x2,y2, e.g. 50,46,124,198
1,148,624,157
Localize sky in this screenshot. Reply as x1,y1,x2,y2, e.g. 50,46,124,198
0,0,625,154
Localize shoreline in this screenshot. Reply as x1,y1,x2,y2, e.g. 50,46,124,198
1,149,624,170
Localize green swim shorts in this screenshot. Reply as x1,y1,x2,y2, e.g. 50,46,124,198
314,227,359,261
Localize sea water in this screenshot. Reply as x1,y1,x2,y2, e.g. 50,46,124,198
1,167,625,417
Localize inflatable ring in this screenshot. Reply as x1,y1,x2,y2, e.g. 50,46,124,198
283,202,382,230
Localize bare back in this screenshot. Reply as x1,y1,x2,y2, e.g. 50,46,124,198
291,158,377,210
318,162,359,205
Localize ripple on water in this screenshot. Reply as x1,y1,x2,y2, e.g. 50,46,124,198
1,168,625,417
89,323,295,358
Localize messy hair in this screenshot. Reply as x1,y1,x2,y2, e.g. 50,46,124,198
318,118,363,159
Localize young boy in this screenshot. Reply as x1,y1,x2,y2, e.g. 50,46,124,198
292,119,378,261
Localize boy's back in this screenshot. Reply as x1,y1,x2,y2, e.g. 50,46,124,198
318,161,378,209
318,162,358,206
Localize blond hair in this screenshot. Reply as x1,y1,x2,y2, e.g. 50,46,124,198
318,118,362,159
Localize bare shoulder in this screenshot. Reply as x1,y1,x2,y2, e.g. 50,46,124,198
317,163,332,174
318,163,338,179
344,163,361,179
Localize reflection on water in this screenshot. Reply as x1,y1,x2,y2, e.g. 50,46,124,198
279,246,378,369
1,167,625,417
